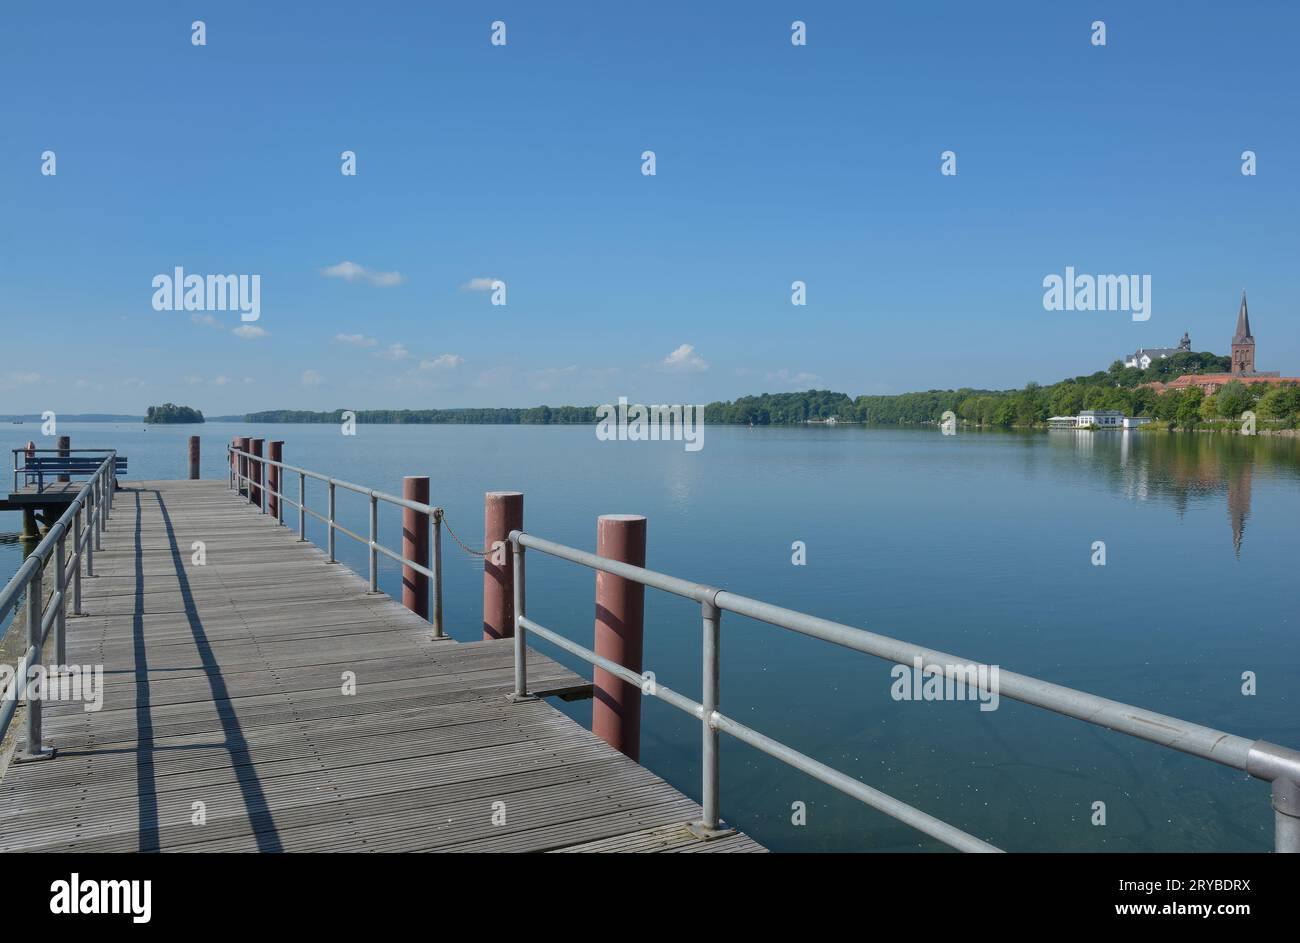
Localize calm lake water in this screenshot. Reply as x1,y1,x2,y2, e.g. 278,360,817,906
2,421,1297,852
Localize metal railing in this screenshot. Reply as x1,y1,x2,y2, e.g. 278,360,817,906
507,530,1300,853
227,447,445,637
0,452,117,758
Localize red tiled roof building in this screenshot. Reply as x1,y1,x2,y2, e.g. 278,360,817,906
1144,291,1298,394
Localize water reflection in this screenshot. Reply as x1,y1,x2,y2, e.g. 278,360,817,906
1048,429,1300,557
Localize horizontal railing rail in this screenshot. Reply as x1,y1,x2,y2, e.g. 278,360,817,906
227,446,444,637
0,452,117,758
507,529,1300,853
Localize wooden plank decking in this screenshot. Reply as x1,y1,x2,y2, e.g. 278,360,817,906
0,480,762,853
2,481,84,511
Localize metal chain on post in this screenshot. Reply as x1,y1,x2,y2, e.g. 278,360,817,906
440,511,489,557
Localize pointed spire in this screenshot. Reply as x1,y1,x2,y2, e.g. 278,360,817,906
1234,289,1252,343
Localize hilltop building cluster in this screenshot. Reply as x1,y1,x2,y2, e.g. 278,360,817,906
1142,292,1299,395
1124,332,1191,369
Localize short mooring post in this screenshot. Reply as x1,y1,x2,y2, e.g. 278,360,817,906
250,439,264,509
592,514,647,761
188,436,200,480
56,435,71,483
268,441,283,521
402,476,430,622
482,491,523,640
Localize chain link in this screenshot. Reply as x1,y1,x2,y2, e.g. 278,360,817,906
440,511,489,557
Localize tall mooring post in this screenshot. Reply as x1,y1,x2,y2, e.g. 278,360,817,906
402,476,430,622
188,436,200,480
592,514,647,761
56,435,71,483
482,491,523,640
236,436,251,496
250,438,264,508
20,441,39,555
267,441,283,520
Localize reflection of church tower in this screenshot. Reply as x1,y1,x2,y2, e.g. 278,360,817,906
1231,290,1255,375
1226,460,1252,558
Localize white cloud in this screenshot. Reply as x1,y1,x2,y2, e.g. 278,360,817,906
661,343,710,373
460,277,498,292
375,342,411,361
214,376,231,386
335,333,378,347
0,371,43,390
321,260,405,287
474,365,513,389
419,353,464,371
765,368,820,387
301,369,325,387
191,313,225,330
531,365,578,392
184,375,204,385
233,325,269,340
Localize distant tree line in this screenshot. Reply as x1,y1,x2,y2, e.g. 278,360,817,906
243,407,600,424
235,352,1300,432
145,403,204,423
701,390,853,424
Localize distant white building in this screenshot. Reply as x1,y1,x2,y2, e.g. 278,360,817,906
1080,409,1125,427
1049,409,1150,430
1124,333,1190,369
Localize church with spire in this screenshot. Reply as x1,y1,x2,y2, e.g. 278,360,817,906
1143,291,1297,395
1231,290,1257,374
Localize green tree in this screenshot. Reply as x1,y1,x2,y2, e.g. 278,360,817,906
1175,388,1204,428
1215,380,1250,420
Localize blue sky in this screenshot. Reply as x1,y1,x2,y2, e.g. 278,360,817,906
1,1,1296,413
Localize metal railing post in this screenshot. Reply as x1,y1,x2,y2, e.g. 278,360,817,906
432,511,444,638
85,491,95,578
368,493,378,592
54,532,66,665
297,472,306,539
701,599,722,832
92,480,102,552
327,481,337,562
1274,778,1300,853
512,541,527,698
72,508,82,615
18,563,51,761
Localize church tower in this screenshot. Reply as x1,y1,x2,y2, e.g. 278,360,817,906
1231,290,1255,375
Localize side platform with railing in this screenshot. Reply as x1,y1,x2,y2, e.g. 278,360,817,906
1,452,117,760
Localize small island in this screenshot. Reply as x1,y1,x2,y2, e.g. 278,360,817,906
144,403,205,424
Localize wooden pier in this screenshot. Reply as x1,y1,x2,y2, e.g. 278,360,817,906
0,480,763,853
